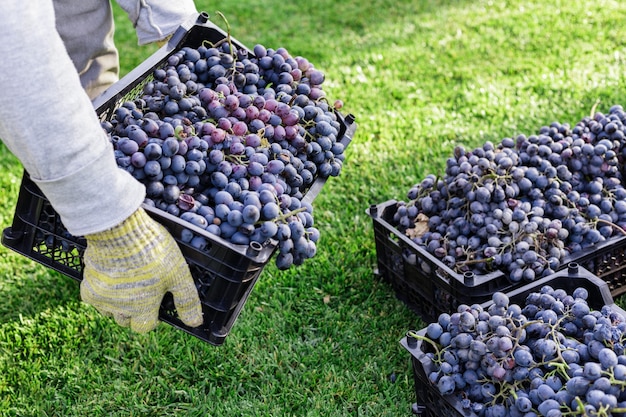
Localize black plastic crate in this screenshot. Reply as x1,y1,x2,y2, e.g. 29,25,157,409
567,235,626,297
2,175,277,345
368,199,626,323
368,200,518,323
1,13,357,345
399,264,623,417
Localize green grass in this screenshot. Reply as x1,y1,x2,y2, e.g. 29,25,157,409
1,0,626,415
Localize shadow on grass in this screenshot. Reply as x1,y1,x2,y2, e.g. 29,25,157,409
0,251,80,323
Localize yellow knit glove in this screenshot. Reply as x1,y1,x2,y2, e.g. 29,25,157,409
80,207,203,333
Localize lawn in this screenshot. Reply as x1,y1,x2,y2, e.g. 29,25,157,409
1,0,626,416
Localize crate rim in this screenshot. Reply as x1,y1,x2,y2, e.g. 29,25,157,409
368,198,626,290
367,199,504,286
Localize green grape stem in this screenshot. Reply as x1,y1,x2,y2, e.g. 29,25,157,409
274,207,308,224
213,11,234,57
225,154,248,165
456,256,495,267
590,99,601,118
595,217,626,236
406,330,441,357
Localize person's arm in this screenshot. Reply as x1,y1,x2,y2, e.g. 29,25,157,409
0,1,202,332
0,1,144,236
115,0,198,45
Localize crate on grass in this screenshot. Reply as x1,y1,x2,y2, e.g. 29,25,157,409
2,175,278,345
368,200,519,323
1,12,357,345
368,199,626,323
399,264,624,417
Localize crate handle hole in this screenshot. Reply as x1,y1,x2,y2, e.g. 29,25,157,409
247,241,263,256
567,262,580,275
197,11,209,24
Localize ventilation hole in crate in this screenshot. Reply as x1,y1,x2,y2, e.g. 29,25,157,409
160,292,177,318
402,247,417,266
99,74,156,123
32,231,84,270
190,264,216,303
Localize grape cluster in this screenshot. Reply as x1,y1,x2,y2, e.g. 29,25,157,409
393,105,626,282
102,38,349,269
410,279,626,416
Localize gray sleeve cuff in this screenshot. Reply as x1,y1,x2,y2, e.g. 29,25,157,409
33,148,146,237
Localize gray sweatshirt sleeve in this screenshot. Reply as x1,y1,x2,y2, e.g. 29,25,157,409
115,0,198,45
0,1,145,237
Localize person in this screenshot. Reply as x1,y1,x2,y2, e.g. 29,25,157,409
0,1,204,333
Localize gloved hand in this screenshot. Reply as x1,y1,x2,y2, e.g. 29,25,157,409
80,207,203,333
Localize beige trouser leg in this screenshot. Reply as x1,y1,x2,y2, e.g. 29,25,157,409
52,0,119,100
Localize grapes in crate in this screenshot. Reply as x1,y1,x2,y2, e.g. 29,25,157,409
393,105,626,282
102,39,348,269
411,285,626,416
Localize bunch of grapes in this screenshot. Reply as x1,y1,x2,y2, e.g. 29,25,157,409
103,38,349,269
410,278,626,416
393,105,626,282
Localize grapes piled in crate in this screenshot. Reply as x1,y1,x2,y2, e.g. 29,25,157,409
401,265,626,417
103,30,353,270
391,105,626,283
